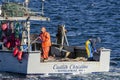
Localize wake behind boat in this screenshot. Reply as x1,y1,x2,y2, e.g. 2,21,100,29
0,0,111,74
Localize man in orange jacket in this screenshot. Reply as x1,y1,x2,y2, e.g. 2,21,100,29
39,27,51,60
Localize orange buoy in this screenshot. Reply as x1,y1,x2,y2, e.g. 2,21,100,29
1,23,8,31
13,47,19,56
17,51,23,61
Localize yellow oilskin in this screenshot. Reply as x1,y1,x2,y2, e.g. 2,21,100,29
85,40,90,57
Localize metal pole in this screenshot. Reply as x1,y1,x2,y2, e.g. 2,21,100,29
63,25,69,46
61,26,64,46
42,0,45,15
27,21,31,52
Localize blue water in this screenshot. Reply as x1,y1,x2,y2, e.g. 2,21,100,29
0,0,120,80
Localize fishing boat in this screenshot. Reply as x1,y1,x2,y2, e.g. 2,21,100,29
0,0,111,74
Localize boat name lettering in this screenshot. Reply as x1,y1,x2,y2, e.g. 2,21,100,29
70,64,88,69
53,64,88,70
53,64,68,69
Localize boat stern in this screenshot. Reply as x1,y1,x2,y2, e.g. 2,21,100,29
99,48,111,72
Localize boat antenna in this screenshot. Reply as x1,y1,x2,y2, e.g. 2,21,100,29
41,0,45,16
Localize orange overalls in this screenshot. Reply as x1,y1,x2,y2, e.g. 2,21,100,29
40,32,51,59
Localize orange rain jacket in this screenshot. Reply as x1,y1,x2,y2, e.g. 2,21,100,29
39,32,51,47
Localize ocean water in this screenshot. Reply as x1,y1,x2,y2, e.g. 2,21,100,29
0,0,120,80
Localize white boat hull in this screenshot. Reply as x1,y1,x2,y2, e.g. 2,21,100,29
0,48,110,74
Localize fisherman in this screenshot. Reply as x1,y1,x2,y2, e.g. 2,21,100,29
85,37,101,60
39,27,51,60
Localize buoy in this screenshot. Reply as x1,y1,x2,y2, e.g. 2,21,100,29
6,42,11,48
10,33,15,40
13,47,19,57
17,51,23,61
15,38,20,46
10,41,15,48
9,34,15,47
1,23,8,31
